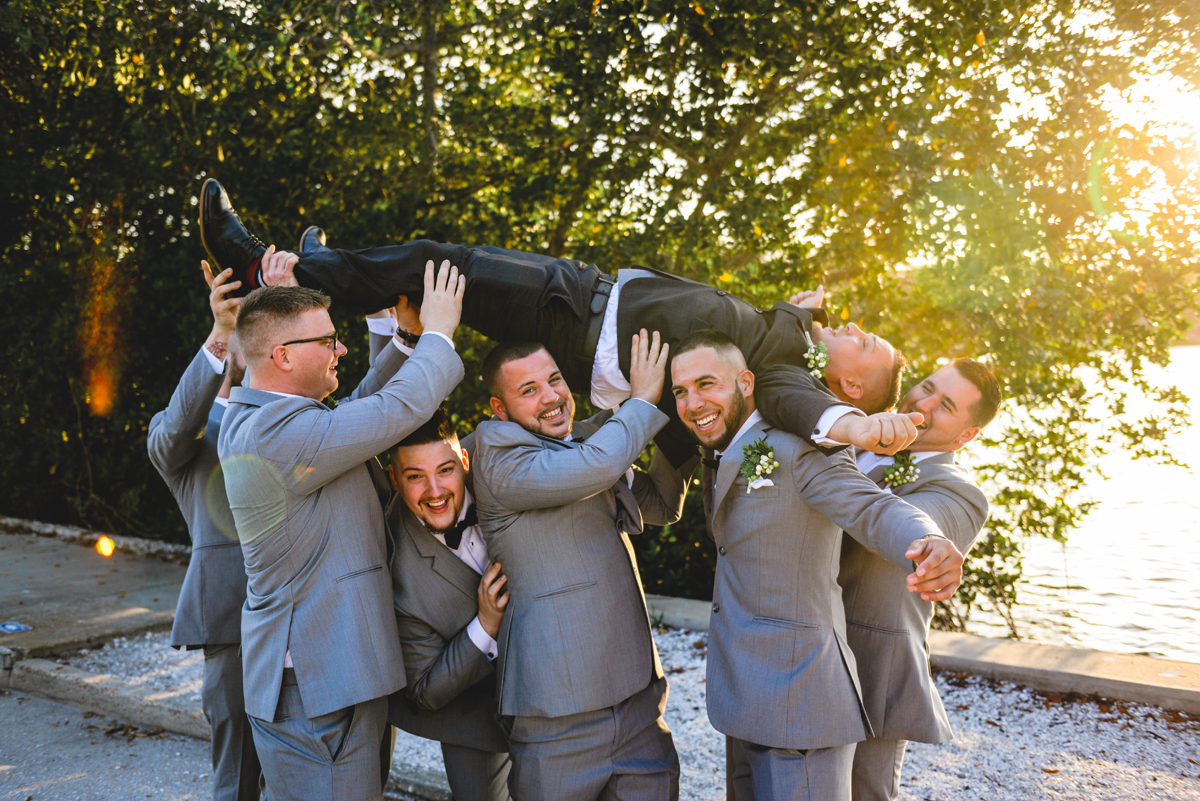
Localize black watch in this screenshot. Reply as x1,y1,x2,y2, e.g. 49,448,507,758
395,327,421,347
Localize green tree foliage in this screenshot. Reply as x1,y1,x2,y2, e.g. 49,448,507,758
3,0,1197,631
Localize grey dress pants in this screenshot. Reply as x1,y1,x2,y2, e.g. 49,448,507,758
250,671,389,801
850,737,907,801
505,676,679,801
442,742,513,801
202,644,264,801
726,735,856,801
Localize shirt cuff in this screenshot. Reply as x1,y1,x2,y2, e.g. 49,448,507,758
365,316,396,336
201,345,227,375
623,397,658,411
420,331,456,351
392,338,415,357
812,404,861,446
466,616,498,661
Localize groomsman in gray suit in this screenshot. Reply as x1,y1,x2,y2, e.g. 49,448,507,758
149,262,263,801
385,408,513,801
218,262,466,801
471,332,696,801
841,358,1001,801
669,330,965,801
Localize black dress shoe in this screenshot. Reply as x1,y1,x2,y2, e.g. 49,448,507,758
297,225,330,253
199,178,267,297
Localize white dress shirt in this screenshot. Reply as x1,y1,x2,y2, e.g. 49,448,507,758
426,489,498,660
588,270,859,445
198,346,232,409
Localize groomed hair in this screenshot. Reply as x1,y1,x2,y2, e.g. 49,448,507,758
673,329,749,371
862,348,907,415
395,407,459,451
236,286,331,360
951,357,1003,428
481,341,552,397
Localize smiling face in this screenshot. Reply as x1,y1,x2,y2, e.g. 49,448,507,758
670,345,755,452
899,364,983,452
276,308,347,401
814,323,897,410
389,439,469,532
489,347,576,440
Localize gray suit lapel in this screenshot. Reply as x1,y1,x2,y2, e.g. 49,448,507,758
714,419,772,514
398,502,480,602
892,451,956,496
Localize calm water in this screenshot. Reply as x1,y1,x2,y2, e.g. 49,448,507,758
965,346,1200,663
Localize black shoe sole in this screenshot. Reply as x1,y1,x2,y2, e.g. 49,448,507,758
198,177,220,271
297,225,324,253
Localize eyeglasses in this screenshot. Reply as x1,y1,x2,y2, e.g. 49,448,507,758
280,331,341,351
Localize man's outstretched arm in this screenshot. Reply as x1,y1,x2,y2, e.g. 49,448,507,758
147,262,238,475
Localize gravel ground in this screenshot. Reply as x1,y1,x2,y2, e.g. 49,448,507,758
52,629,1200,800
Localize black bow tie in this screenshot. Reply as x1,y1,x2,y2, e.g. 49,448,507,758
702,455,721,471
443,504,477,550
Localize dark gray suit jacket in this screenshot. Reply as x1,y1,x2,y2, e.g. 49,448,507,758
702,419,944,750
473,401,693,718
840,451,987,743
219,335,463,720
385,495,508,753
148,349,246,648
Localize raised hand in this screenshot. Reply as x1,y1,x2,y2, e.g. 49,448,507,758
417,259,466,339
393,295,423,337
628,329,669,405
828,410,922,455
904,537,965,601
260,245,300,287
477,561,510,638
203,260,241,334
788,285,826,309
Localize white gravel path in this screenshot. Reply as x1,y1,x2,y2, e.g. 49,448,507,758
57,628,1200,800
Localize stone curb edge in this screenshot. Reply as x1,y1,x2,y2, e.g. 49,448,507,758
0,515,192,564
646,595,1200,715
9,658,209,739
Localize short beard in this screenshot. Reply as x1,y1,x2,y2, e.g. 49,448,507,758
688,387,750,452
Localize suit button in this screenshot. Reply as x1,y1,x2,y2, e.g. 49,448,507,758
717,290,727,296
718,546,726,556
712,602,720,613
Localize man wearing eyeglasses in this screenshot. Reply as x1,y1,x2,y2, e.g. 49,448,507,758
218,262,466,801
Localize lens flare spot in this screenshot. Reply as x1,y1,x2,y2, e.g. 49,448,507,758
96,536,115,558
77,213,131,417
217,454,288,543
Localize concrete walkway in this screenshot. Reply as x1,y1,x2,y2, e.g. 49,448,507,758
0,527,185,664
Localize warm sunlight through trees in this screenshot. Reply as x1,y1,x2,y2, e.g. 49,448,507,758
3,0,1198,629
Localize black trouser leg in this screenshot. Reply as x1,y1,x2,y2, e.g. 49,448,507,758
295,240,602,389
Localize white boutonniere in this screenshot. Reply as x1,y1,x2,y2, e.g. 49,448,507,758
802,331,830,380
882,451,920,488
740,438,780,493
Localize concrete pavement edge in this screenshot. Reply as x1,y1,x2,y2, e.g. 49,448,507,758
645,594,1200,714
